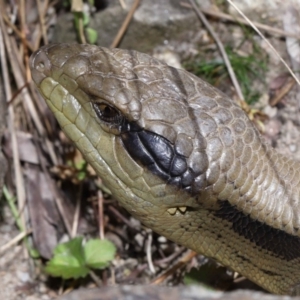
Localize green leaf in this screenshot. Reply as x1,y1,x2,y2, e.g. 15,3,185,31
86,27,98,44
84,239,116,269
77,170,87,181
74,160,87,180
45,237,89,279
29,248,40,259
75,160,87,171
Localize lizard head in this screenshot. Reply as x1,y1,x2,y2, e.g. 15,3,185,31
30,43,208,231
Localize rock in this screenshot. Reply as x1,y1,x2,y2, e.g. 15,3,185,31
57,286,300,300
53,0,203,52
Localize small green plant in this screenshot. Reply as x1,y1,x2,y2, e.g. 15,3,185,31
71,159,89,181
45,237,116,279
3,186,39,258
184,45,267,104
63,0,98,44
73,11,98,44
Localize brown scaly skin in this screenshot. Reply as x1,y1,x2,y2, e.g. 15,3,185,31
30,43,300,295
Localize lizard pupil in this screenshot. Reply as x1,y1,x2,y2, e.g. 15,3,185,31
101,105,116,118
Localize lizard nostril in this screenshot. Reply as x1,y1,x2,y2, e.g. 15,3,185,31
36,62,45,72
29,49,51,85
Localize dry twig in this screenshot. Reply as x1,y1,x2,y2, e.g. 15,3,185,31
36,0,49,45
110,0,140,48
181,2,300,39
226,0,300,87
270,77,296,106
71,183,83,238
0,11,27,248
0,229,32,255
151,250,198,285
98,187,105,239
146,230,156,274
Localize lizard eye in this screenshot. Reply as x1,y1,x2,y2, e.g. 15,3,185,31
93,102,124,125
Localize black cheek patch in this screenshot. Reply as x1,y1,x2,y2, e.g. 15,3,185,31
138,131,175,173
121,131,169,181
215,200,300,261
121,126,189,185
